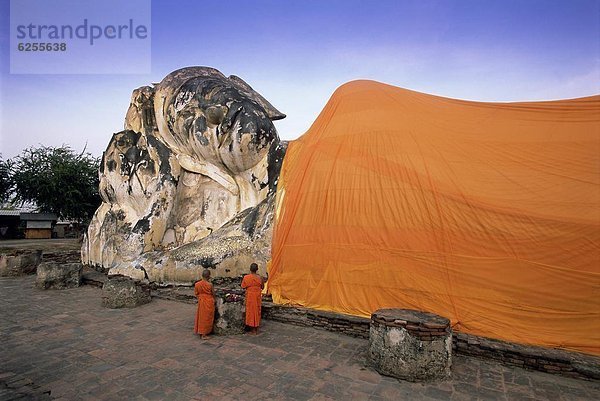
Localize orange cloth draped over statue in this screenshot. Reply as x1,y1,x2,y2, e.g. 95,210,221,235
267,80,600,355
194,280,214,335
242,274,263,327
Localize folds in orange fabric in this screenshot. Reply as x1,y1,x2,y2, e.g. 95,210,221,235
268,80,600,355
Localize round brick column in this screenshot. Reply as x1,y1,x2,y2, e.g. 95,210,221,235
369,309,452,381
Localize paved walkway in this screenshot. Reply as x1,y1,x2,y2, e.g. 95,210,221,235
1,276,598,401
0,239,80,252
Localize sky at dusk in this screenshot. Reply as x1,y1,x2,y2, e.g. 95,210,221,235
0,0,599,159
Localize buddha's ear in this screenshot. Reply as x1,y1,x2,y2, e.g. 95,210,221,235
205,105,228,126
228,75,286,121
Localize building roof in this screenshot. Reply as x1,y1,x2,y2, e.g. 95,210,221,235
20,213,58,221
0,209,21,216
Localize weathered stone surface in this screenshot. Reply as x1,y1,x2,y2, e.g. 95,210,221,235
573,361,600,380
0,250,42,277
36,262,82,289
214,291,245,335
102,275,151,308
114,191,279,283
83,67,286,284
42,249,81,264
369,309,452,382
82,129,179,270
81,268,108,288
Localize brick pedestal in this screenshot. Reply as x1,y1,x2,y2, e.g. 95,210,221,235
369,309,452,381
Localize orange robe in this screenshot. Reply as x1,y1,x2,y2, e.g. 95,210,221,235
242,274,263,327
194,280,215,335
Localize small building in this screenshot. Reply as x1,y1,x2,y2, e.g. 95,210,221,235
0,209,22,239
20,213,57,239
53,221,70,238
53,220,83,238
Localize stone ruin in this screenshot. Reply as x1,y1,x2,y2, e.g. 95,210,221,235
82,67,287,284
369,309,452,382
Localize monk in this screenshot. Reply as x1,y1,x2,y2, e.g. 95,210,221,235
194,269,215,339
241,262,265,334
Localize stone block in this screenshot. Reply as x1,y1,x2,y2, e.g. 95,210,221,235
369,309,452,382
36,262,82,289
0,250,43,277
102,275,151,308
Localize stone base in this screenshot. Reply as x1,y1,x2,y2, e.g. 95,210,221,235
214,293,245,335
102,275,151,308
369,309,452,382
36,262,82,289
262,302,370,338
0,250,43,277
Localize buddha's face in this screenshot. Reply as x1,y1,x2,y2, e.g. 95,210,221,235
165,77,278,174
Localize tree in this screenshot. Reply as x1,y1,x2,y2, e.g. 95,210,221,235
10,145,101,222
0,155,13,203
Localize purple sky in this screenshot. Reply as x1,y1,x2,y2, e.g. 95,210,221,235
1,0,599,158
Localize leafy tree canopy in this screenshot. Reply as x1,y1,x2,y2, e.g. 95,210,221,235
0,155,13,203
9,145,100,222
